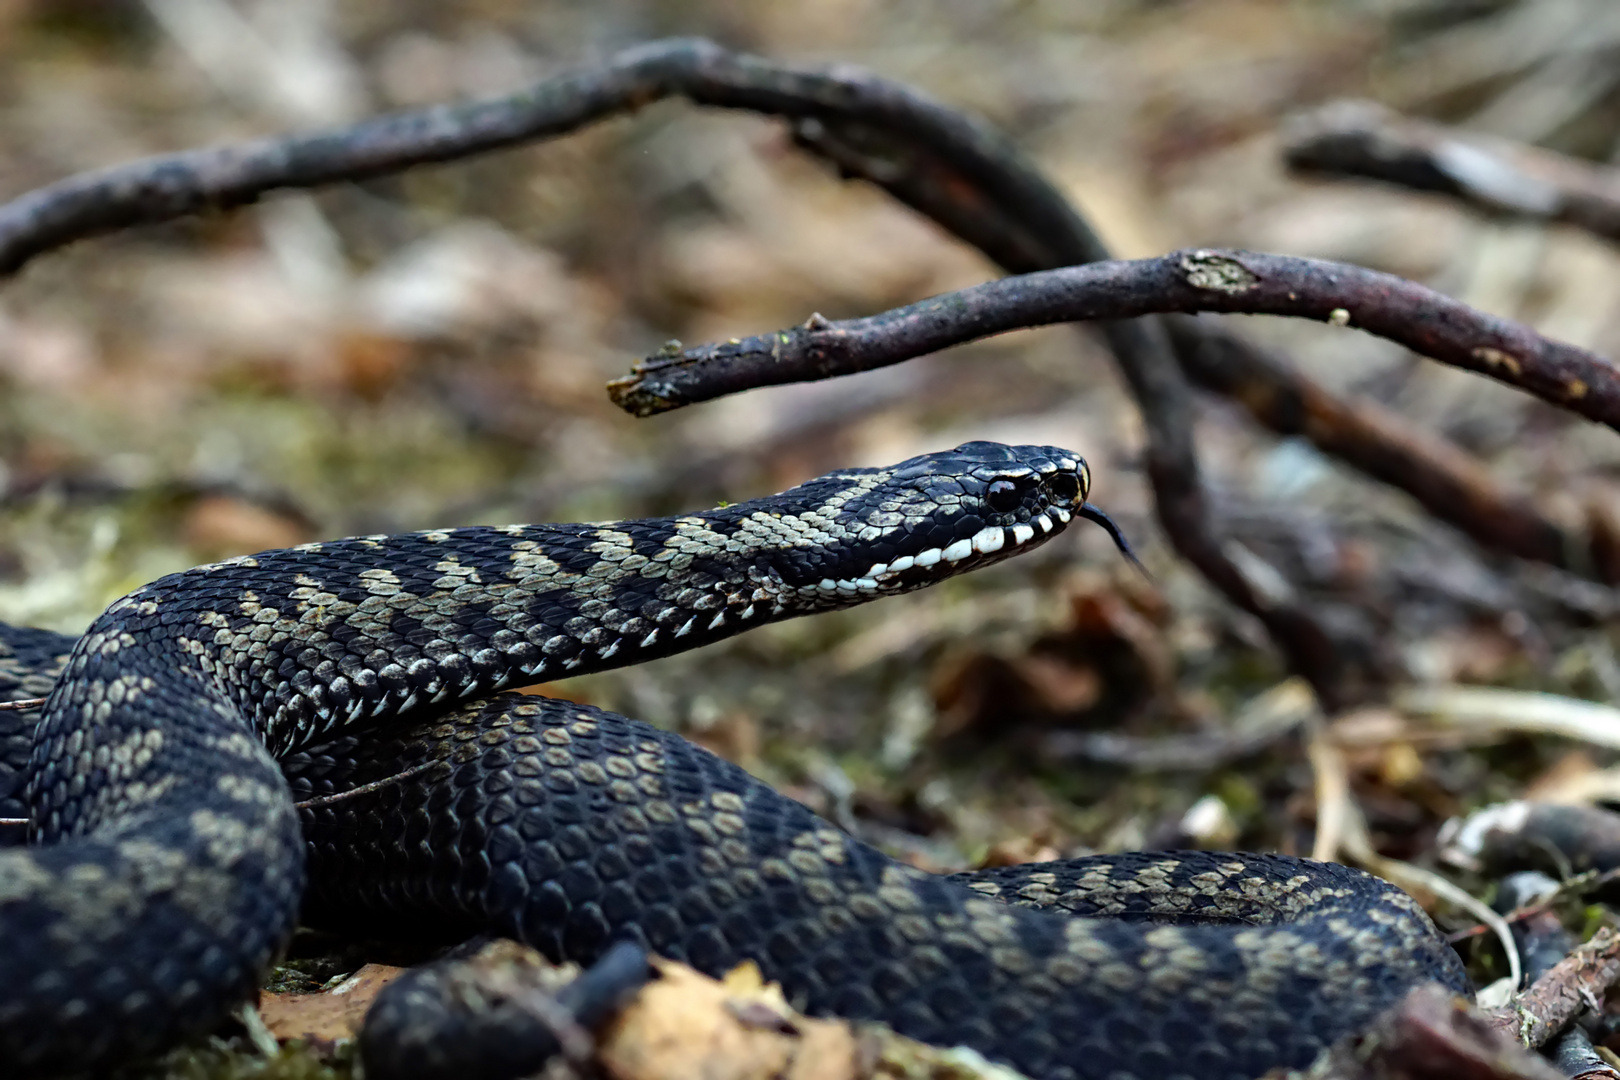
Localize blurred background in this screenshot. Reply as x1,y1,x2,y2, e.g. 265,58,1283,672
3,0,1620,874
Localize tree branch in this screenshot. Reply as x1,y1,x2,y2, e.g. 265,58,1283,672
0,37,1111,279
1162,318,1597,577
1483,927,1620,1050
1312,984,1561,1080
1285,100,1620,244
798,101,1602,584
611,248,1618,430
1310,928,1620,1079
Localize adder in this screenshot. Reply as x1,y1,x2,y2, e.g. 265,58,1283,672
0,441,1468,1080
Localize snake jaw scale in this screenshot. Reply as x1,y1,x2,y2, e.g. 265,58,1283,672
970,527,1005,555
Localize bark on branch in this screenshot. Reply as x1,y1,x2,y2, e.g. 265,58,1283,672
1483,927,1620,1050
1310,929,1620,1079
611,248,1619,431
1285,100,1620,244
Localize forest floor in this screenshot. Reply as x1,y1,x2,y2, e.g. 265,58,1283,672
3,2,1620,1076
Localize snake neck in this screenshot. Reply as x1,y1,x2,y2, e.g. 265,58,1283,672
71,483,1073,757
56,523,921,757
36,442,1092,760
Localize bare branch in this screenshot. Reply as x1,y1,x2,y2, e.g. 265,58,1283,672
802,107,1600,582
1483,928,1620,1049
611,249,1619,432
1285,100,1620,244
1311,926,1620,1079
1312,984,1561,1080
1163,318,1596,577
0,38,1101,279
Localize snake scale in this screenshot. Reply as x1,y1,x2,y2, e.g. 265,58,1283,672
0,441,1468,1080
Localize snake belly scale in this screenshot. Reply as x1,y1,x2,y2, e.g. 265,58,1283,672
0,442,1468,1080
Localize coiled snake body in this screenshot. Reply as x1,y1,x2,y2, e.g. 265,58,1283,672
0,442,1467,1080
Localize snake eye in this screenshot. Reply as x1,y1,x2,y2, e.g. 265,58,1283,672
985,479,1022,513
1047,473,1081,503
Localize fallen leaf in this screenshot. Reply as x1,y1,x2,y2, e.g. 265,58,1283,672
258,963,406,1048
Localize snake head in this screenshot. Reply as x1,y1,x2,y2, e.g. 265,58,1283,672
740,441,1130,602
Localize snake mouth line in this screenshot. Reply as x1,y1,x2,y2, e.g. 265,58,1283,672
802,507,1076,598
813,502,1147,598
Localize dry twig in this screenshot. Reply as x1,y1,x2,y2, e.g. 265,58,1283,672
1306,983,1562,1080
612,249,1620,431
1285,100,1620,244
1163,319,1596,578
1483,928,1620,1049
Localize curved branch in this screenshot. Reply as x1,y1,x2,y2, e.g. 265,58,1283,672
0,38,1103,278
611,248,1619,431
1162,319,1587,575
1285,100,1620,245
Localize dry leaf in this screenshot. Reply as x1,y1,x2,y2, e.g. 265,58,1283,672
258,963,406,1048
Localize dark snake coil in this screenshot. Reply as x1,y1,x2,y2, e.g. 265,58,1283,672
0,442,1468,1080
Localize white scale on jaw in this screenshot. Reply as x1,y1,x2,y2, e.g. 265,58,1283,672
860,513,1064,579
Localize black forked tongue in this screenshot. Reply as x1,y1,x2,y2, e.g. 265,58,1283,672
1078,503,1151,580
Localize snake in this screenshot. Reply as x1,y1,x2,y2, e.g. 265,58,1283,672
0,440,1469,1080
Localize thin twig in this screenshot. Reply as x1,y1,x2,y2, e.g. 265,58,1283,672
292,759,445,811
1285,100,1620,244
0,757,449,829
1447,868,1620,946
0,698,45,712
234,1001,281,1059
1310,983,1563,1080
611,248,1618,432
1398,687,1620,751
